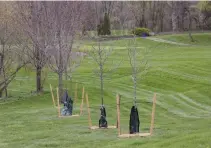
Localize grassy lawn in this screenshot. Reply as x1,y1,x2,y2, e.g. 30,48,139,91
157,33,211,46
0,34,211,148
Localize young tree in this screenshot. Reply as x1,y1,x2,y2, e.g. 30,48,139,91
89,41,121,128
127,37,149,134
128,38,149,107
45,1,85,98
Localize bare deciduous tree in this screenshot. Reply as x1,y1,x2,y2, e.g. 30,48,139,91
89,42,121,106
0,2,28,97
15,1,50,93
128,37,149,106
44,1,85,98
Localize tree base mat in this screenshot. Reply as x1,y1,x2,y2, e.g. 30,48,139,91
89,125,117,130
118,132,151,138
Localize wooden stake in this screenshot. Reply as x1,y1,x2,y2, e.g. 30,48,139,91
80,86,85,115
50,84,56,107
57,87,61,117
116,94,121,136
74,83,78,103
150,93,157,135
85,93,92,128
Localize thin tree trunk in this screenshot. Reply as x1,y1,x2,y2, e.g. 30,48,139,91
1,44,7,97
134,74,137,106
188,11,194,42
58,72,63,100
160,17,164,32
36,66,42,93
133,48,137,106
0,63,26,98
171,2,178,33
0,61,2,97
0,53,3,75
100,64,104,105
3,66,7,97
35,44,42,93
35,44,43,93
99,43,104,105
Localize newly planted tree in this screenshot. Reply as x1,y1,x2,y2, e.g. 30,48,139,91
44,1,85,99
127,37,149,134
89,41,121,128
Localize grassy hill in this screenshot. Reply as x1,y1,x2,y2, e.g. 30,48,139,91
0,33,211,148
157,33,211,46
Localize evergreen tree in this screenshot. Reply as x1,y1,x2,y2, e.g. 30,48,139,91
103,13,111,35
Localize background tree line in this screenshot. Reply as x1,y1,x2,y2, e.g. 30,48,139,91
84,1,211,33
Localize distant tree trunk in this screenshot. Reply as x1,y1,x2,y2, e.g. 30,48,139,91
170,1,179,32
35,43,42,93
139,1,146,28
2,66,7,97
0,53,3,75
160,17,164,32
0,52,2,97
100,62,104,105
36,66,42,93
0,44,8,97
187,10,194,42
172,11,178,32
58,72,63,100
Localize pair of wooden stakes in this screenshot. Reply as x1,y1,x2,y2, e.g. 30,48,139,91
50,83,84,117
50,83,157,138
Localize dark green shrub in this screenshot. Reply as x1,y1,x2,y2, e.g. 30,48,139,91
132,28,150,36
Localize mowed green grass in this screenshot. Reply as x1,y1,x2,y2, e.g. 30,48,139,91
157,33,211,46
0,34,211,148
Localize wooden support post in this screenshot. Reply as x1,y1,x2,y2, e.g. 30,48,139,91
57,87,61,117
74,83,78,103
50,84,56,107
116,94,121,136
150,93,157,135
85,93,92,128
80,86,85,115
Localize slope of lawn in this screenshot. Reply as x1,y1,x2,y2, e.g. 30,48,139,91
156,32,211,46
0,34,211,148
